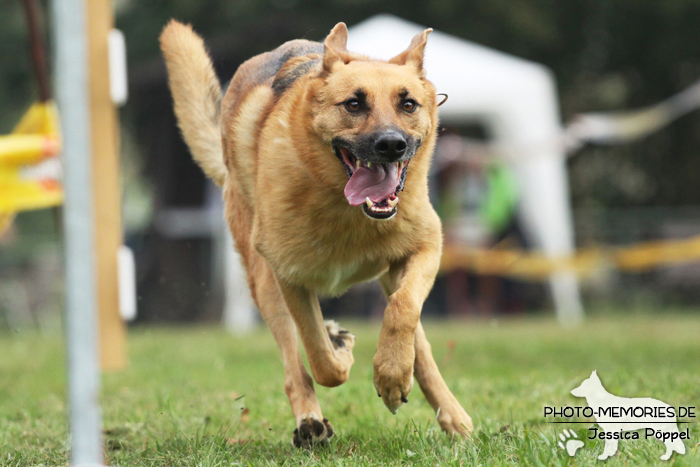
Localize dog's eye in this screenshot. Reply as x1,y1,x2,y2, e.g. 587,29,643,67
345,99,362,112
402,99,418,113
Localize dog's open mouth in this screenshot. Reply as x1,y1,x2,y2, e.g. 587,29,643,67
334,146,409,220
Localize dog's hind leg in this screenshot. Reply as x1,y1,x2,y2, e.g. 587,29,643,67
275,280,355,388
414,322,473,437
251,260,334,448
224,187,333,448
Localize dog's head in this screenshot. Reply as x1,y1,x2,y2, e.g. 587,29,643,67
571,370,603,398
308,23,438,220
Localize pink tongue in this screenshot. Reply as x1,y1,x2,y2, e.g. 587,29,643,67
344,163,399,206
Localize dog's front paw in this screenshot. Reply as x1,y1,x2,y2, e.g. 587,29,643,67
292,413,334,449
373,342,415,414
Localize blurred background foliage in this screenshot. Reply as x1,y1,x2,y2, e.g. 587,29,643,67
118,0,700,208
2,0,700,208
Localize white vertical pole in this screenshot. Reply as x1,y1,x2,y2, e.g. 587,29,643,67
222,225,256,334
52,0,104,464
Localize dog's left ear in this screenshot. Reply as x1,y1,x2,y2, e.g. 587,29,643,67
389,28,432,76
323,23,349,73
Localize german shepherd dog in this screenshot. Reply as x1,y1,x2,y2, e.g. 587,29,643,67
160,21,472,447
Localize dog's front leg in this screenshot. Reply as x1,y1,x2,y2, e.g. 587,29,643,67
374,242,441,413
379,267,472,437
275,278,355,388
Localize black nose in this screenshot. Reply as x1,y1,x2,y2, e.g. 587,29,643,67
373,132,407,160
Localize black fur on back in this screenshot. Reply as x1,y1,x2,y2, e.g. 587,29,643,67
223,39,325,119
268,40,324,97
272,58,321,97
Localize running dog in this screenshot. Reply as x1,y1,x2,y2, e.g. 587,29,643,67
160,21,472,447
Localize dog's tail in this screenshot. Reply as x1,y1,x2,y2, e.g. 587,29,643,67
159,20,227,187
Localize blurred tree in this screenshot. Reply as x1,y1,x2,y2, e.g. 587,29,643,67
0,1,39,132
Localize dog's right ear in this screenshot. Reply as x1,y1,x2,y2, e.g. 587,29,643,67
323,22,349,73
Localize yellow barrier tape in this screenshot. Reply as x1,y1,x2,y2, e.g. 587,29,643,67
613,235,700,272
0,101,62,215
441,235,700,280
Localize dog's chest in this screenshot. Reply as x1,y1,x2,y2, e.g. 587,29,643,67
256,200,410,295
284,250,389,296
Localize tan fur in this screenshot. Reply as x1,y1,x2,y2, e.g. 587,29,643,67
160,21,472,446
159,21,227,186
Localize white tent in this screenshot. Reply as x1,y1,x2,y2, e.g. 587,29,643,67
348,15,583,325
224,14,584,329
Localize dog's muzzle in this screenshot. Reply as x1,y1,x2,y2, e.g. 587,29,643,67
332,136,414,220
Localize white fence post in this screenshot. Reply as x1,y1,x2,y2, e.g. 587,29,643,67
221,224,256,334
52,0,104,464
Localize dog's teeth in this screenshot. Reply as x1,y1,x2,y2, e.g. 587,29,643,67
356,159,362,169
387,197,399,208
365,197,374,208
367,161,371,168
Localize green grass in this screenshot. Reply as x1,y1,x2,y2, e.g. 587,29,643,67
1,314,699,466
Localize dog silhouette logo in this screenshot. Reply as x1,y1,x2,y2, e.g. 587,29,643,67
570,370,687,461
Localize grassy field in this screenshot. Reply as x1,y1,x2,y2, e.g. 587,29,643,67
1,314,699,466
